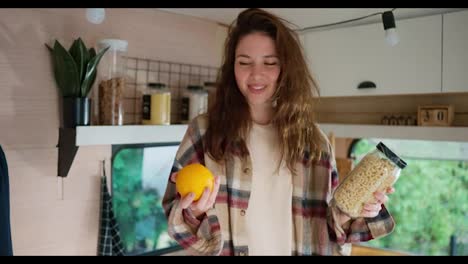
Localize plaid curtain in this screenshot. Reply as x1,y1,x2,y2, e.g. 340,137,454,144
97,174,125,256
0,145,13,256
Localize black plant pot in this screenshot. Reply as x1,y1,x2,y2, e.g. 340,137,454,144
63,97,91,128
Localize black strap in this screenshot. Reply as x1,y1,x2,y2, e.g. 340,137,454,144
0,145,13,256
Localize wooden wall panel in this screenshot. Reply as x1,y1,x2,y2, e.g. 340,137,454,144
11,200,100,255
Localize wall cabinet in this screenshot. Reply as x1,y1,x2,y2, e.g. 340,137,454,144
442,10,468,93
303,14,443,97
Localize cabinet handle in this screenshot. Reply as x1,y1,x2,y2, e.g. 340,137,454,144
357,81,377,89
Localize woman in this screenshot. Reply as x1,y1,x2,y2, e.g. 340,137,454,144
162,8,395,256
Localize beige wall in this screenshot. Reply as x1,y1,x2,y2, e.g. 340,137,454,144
0,8,226,255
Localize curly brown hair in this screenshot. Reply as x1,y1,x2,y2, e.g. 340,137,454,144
205,8,325,174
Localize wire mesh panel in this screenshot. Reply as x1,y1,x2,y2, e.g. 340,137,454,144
123,57,219,125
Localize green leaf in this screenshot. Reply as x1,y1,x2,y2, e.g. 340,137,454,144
80,39,94,67
86,69,98,98
68,39,84,86
81,46,109,97
89,47,96,58
86,48,97,94
45,43,55,76
45,43,53,53
52,40,80,97
69,38,91,89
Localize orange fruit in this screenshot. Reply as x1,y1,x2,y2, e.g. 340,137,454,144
175,163,214,201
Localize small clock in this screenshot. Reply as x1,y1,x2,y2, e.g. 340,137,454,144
417,105,454,126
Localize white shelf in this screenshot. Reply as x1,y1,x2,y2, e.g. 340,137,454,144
319,123,468,142
75,123,468,146
76,125,188,146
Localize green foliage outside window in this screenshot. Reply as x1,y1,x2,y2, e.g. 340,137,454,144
112,147,178,255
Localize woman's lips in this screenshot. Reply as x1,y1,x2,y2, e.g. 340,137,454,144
248,84,266,94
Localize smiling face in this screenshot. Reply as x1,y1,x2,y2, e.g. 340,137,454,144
234,32,281,111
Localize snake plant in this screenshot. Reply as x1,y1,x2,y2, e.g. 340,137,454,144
46,38,109,97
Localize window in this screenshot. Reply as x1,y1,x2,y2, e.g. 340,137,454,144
112,143,181,255
349,138,468,256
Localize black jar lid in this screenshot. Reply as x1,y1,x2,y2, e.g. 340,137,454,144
204,81,216,87
187,85,203,90
376,142,407,169
148,82,166,89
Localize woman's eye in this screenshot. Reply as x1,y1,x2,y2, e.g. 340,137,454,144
239,62,251,66
265,62,278,66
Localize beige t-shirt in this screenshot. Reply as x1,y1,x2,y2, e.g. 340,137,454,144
245,122,293,256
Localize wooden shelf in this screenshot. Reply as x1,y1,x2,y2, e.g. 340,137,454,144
75,125,188,146
56,123,467,177
319,123,468,142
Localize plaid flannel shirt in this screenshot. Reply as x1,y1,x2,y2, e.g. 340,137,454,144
162,115,395,256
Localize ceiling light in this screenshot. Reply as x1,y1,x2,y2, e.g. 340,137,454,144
86,8,106,24
382,11,399,47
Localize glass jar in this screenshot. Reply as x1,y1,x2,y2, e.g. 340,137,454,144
141,82,171,125
96,39,128,125
180,85,209,123
333,142,407,218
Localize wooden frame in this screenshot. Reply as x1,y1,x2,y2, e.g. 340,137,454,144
417,105,454,126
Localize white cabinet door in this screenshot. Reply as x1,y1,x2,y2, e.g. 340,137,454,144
303,14,442,97
442,10,468,93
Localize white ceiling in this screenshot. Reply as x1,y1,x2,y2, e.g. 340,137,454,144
158,8,466,31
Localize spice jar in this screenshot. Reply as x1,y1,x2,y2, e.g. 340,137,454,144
97,39,128,125
180,85,209,123
333,142,407,218
141,82,171,125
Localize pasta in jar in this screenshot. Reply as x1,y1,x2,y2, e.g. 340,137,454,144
333,142,407,218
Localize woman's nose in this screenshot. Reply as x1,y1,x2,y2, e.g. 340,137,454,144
250,64,264,77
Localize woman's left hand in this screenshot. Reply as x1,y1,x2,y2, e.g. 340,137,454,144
336,187,395,227
360,187,395,218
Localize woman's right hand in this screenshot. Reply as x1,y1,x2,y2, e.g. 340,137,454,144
171,173,221,219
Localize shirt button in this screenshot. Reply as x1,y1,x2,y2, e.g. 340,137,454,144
243,167,250,174
240,209,246,216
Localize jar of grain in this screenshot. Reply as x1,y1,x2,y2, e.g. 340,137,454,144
332,142,407,218
141,82,171,125
180,85,209,123
97,39,128,125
